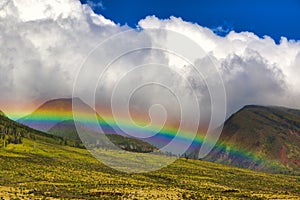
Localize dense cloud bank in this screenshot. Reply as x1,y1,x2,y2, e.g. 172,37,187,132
1,0,300,124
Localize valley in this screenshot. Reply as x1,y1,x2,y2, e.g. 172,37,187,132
1,100,300,199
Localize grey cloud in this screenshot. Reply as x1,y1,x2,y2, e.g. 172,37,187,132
221,49,287,116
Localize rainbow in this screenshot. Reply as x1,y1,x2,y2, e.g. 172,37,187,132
8,107,276,167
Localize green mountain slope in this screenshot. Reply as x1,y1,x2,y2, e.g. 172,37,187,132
48,120,157,153
0,109,79,148
206,105,300,174
0,136,300,199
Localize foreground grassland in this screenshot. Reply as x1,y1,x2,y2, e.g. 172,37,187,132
0,139,300,199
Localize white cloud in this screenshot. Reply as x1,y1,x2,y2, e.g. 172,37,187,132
138,16,300,114
0,0,121,117
0,0,300,127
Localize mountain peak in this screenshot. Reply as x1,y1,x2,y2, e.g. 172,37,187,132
43,97,82,103
29,97,90,115
18,97,94,132
206,105,300,173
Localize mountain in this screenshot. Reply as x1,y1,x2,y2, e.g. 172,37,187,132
19,98,116,134
205,105,300,174
18,98,157,152
18,98,89,132
48,119,157,153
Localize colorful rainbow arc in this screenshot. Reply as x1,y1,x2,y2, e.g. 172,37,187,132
15,109,275,166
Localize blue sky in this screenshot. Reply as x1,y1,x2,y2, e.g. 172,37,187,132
80,0,300,43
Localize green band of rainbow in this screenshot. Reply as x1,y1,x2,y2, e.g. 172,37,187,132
16,108,276,167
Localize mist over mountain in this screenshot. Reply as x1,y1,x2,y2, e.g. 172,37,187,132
18,98,96,132
17,98,158,153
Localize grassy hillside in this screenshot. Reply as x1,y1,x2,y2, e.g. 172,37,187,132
206,105,300,174
1,137,300,199
0,112,81,148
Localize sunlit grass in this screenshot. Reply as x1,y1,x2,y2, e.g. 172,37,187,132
0,138,300,199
